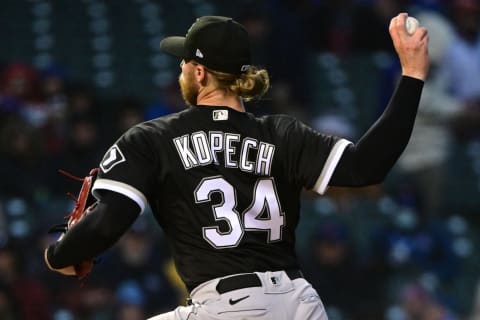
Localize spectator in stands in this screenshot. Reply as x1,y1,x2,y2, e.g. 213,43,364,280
396,10,463,218
0,63,46,129
40,64,69,154
441,0,480,139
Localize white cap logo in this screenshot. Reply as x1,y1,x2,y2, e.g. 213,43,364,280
195,49,204,58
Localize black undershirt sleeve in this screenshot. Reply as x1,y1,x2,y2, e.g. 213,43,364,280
330,75,424,186
47,191,140,269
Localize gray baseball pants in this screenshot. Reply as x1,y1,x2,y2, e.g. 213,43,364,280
147,270,328,320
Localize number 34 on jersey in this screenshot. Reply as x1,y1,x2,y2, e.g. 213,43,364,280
194,176,285,249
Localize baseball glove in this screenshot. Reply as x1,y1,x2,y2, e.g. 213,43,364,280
48,168,99,280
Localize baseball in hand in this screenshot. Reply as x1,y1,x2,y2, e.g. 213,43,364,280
405,16,419,35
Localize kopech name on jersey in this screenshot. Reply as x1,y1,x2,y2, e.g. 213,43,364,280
173,131,275,175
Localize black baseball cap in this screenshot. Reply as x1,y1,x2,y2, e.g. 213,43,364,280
160,16,252,75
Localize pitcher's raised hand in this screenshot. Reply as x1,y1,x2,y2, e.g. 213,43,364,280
389,13,430,81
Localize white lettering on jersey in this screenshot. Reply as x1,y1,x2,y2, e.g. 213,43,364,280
173,135,199,169
256,142,275,175
100,144,126,173
210,132,223,165
225,133,240,168
239,138,258,173
191,131,212,165
172,131,275,175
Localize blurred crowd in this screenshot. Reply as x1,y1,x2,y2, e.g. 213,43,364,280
1,0,480,319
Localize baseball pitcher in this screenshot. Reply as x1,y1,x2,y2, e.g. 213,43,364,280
44,13,429,320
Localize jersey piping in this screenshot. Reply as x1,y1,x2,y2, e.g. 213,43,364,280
312,138,352,194
92,178,147,214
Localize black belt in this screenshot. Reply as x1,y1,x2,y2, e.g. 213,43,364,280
216,270,303,294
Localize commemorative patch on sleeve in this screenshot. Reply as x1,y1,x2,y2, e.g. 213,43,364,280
100,144,126,173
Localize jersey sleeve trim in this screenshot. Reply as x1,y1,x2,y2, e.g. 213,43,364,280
92,178,147,214
312,138,353,195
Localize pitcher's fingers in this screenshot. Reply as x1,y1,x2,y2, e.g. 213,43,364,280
395,13,411,39
389,14,403,41
414,27,428,41
419,35,429,49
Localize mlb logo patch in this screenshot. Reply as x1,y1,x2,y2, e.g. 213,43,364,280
212,110,228,121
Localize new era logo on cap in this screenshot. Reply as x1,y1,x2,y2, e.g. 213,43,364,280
195,49,204,58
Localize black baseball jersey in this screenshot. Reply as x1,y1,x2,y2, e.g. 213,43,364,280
92,105,351,291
